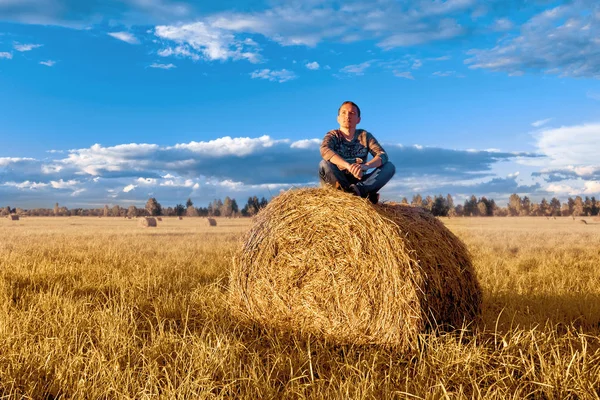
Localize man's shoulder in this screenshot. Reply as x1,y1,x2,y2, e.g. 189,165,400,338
324,129,341,138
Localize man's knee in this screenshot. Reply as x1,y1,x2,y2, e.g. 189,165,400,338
382,161,396,177
319,159,337,173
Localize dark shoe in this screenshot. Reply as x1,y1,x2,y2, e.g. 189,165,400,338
367,192,379,204
348,184,361,197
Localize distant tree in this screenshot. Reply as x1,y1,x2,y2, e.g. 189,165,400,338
464,195,478,216
583,196,593,216
231,199,239,216
400,197,409,205
221,196,234,217
174,204,185,217
54,202,59,216
259,197,268,209
454,204,464,217
127,205,138,218
209,199,223,217
520,196,531,216
508,194,521,216
446,194,454,210
111,205,121,217
242,196,260,216
567,197,575,215
573,196,584,216
186,205,198,217
477,202,487,216
103,205,109,217
549,198,561,216
1,206,9,216
561,202,570,216
145,198,162,216
431,195,449,217
186,198,194,208
411,194,423,207
539,198,550,216
592,196,600,215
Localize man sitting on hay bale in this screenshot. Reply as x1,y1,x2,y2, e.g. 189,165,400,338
319,101,395,204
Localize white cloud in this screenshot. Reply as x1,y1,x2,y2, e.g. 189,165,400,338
432,70,462,77
4,181,49,190
155,22,261,63
108,32,140,44
305,61,319,70
0,157,36,167
157,45,201,61
340,61,373,76
412,59,422,69
173,135,285,156
250,68,296,83
535,123,600,167
466,4,600,78
0,52,13,59
13,43,43,52
378,18,464,48
40,60,56,67
149,62,176,69
583,181,600,194
123,184,137,193
393,71,414,80
291,139,320,149
62,143,159,176
531,118,552,128
50,179,79,189
492,18,514,31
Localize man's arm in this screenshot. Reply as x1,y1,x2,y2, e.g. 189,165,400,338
360,131,388,170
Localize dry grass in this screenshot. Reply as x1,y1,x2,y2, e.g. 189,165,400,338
230,189,481,349
1,215,600,398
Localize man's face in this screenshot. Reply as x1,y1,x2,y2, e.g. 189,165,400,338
337,103,361,130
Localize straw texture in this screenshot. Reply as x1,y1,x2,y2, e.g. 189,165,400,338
229,188,481,349
139,217,157,227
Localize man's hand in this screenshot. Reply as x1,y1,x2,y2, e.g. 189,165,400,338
348,163,363,179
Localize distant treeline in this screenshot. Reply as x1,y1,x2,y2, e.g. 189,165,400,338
3,193,599,218
1,196,269,218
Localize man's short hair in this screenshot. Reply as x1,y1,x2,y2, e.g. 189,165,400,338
338,101,361,118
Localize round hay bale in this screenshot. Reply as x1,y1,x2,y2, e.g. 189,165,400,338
139,217,157,227
8,215,19,221
157,217,163,221
178,216,183,220
206,217,217,226
229,187,482,349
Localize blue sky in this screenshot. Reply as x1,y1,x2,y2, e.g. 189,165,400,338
1,0,599,209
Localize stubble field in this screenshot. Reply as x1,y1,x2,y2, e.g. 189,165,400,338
1,215,599,399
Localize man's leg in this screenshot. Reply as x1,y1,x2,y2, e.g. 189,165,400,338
354,162,396,197
319,160,357,192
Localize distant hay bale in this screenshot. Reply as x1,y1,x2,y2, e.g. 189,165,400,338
206,217,217,226
139,217,157,227
178,216,183,220
157,217,162,221
8,215,19,221
127,216,132,220
229,187,482,349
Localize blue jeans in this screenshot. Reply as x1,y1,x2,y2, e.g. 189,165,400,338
319,160,396,197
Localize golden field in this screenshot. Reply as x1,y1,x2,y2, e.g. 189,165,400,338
1,215,599,399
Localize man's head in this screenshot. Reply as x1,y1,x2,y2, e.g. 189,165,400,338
337,101,361,131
